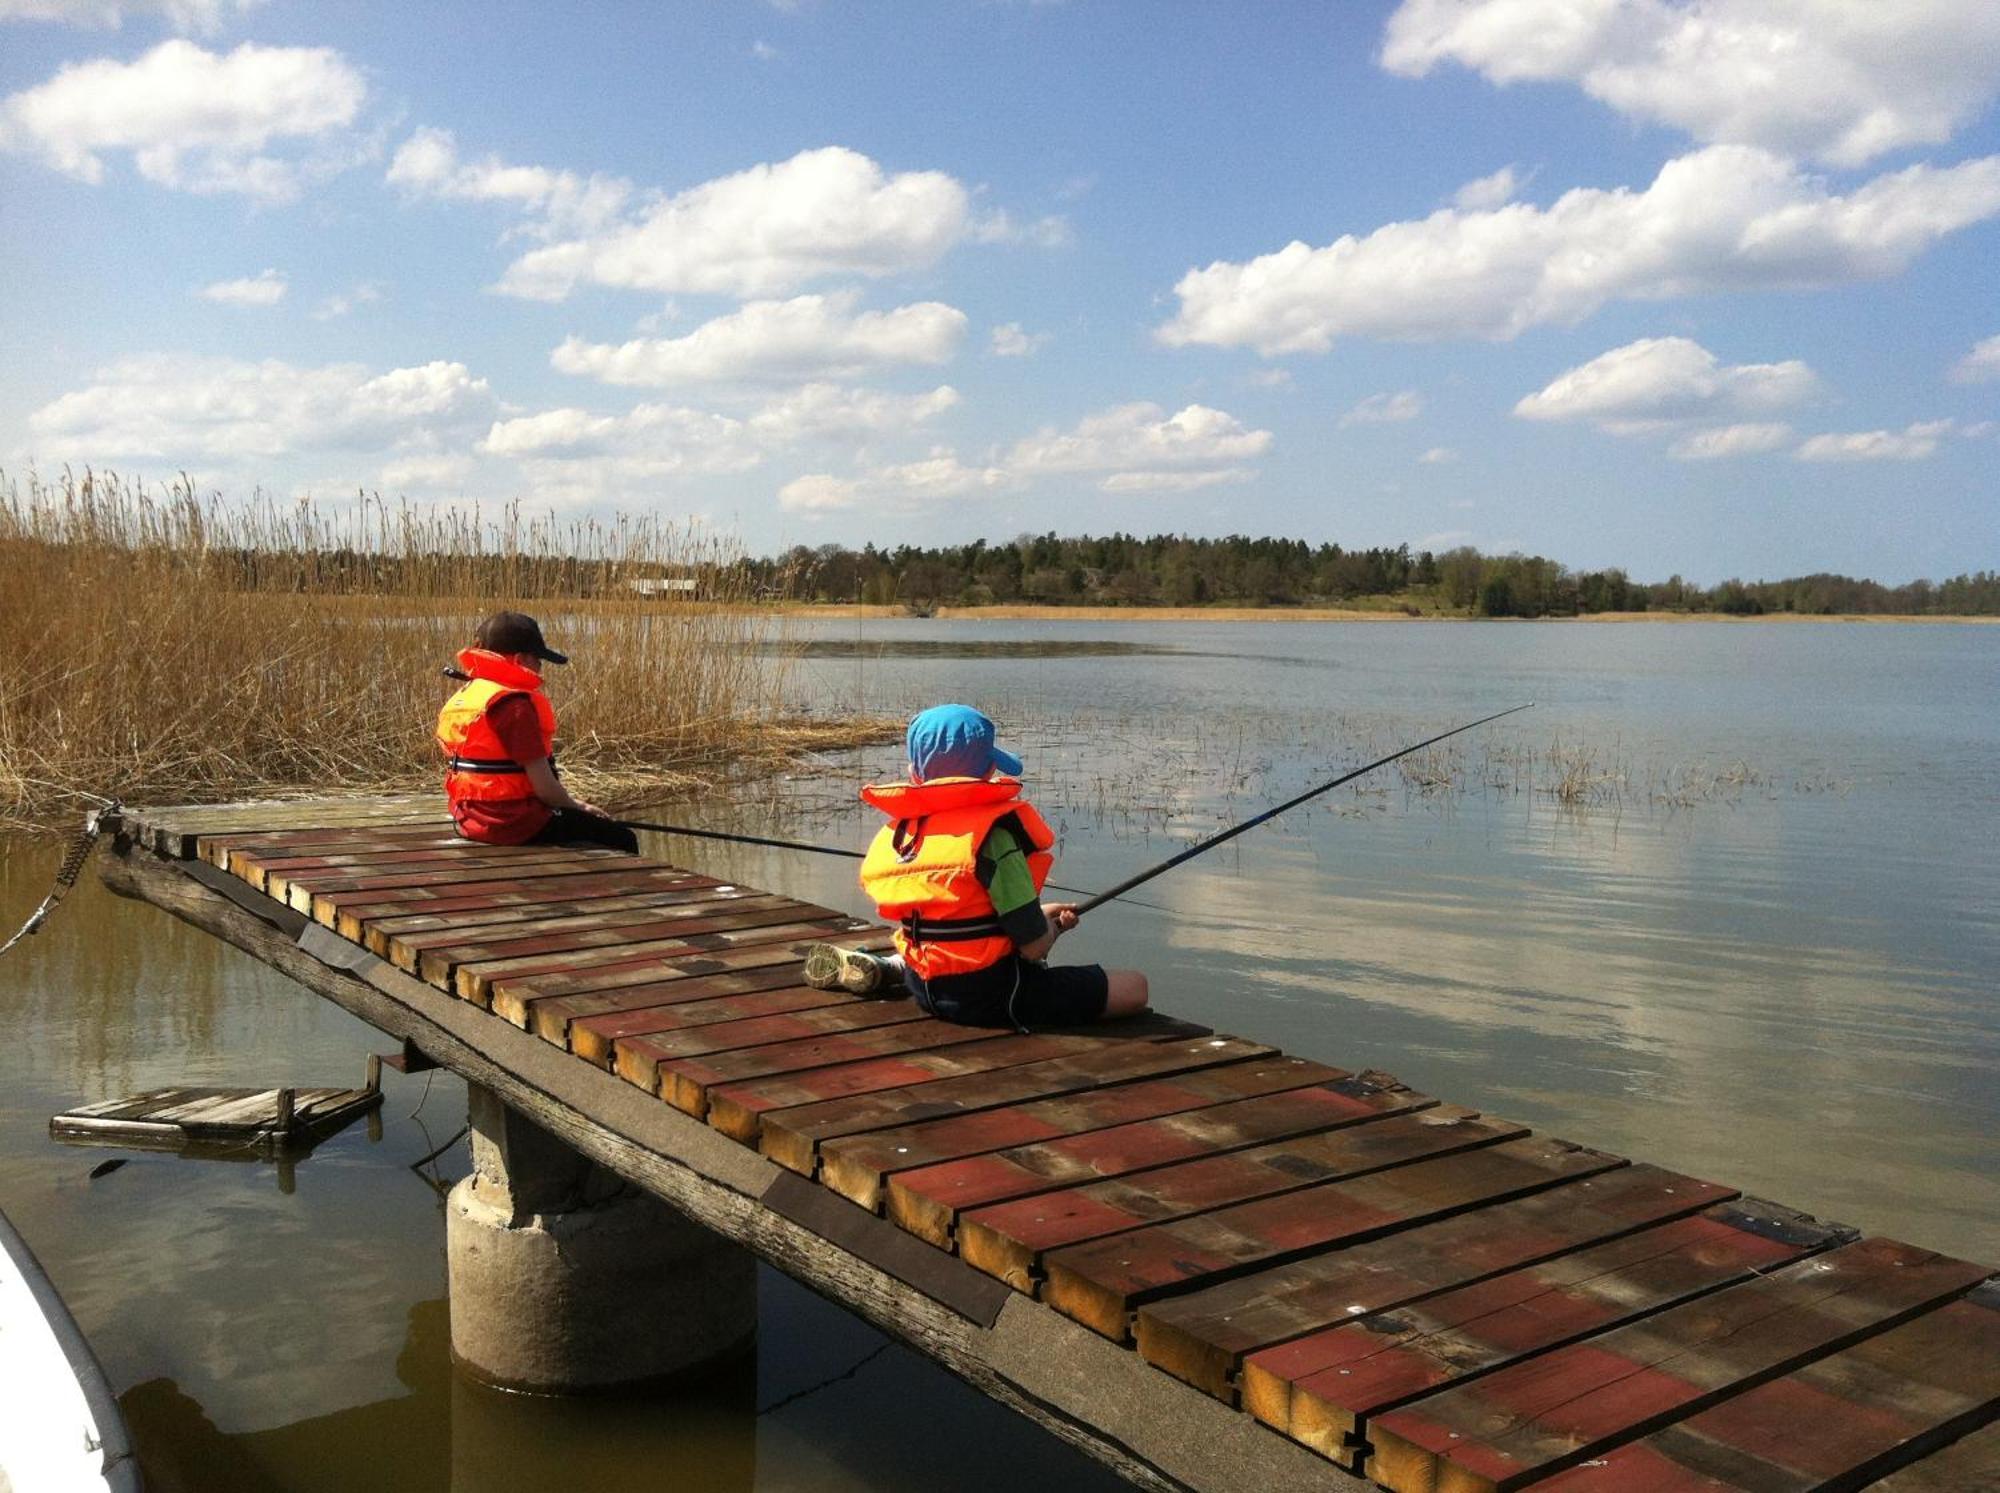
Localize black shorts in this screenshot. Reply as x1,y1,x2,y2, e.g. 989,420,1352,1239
530,808,639,853
905,955,1109,1030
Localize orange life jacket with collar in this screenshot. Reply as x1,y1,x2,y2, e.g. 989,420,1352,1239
858,775,1055,980
435,648,557,814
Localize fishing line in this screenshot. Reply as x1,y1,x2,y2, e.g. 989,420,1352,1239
1072,702,1535,917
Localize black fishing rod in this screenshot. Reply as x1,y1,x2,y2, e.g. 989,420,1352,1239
1071,702,1535,917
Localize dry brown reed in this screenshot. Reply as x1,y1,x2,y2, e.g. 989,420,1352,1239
0,469,879,832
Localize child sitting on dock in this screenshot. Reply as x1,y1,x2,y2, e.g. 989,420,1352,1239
435,611,638,853
806,704,1148,1029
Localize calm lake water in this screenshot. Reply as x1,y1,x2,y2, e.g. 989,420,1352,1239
1,617,1994,1489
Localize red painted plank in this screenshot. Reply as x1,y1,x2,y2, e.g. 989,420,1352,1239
1133,1164,1739,1402
524,963,831,1044
641,1019,1013,1114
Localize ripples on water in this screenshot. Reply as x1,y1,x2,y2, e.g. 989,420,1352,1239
0,618,1993,1489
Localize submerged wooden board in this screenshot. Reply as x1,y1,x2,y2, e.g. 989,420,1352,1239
51,1082,382,1152
111,805,1998,1493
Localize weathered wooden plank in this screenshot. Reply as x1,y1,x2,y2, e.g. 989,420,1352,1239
1243,1199,1847,1465
225,839,496,889
368,884,760,955
481,931,893,1012
430,902,840,992
956,1107,1520,1294
1864,1418,2000,1493
712,1032,1143,1150
454,913,874,1004
565,985,857,1064
1530,1287,2000,1492
750,1031,1268,1176
1366,1238,1991,1493
203,825,466,871
884,1069,1430,1246
301,857,669,923
1134,1164,1739,1403
523,963,829,1043
644,1019,1019,1114
59,1087,218,1121
145,800,444,855
327,866,717,937
276,848,629,909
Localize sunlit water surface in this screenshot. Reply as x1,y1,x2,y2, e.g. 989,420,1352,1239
1,618,1993,1489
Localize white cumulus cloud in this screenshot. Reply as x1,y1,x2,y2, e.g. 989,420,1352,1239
1796,419,1954,462
1515,337,1818,433
1452,164,1522,211
745,383,960,442
1157,146,2000,355
778,451,1008,515
0,40,367,202
387,126,633,237
1341,389,1424,425
1950,333,2000,383
1009,401,1272,492
1381,0,2000,167
990,322,1051,358
25,354,494,463
551,292,967,387
1668,422,1796,460
491,146,971,301
196,267,285,306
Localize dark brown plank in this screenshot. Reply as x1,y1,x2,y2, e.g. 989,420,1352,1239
956,1106,1520,1293
525,963,829,1043
752,1031,1271,1176
454,913,873,1004
1134,1164,1739,1402
1531,1287,2000,1492
290,851,635,914
1043,1136,1623,1340
708,1031,1184,1147
566,985,857,1064
227,840,500,890
429,900,837,991
1244,1200,1847,1465
481,931,894,1014
642,1019,1017,1114
358,880,737,955
1365,1238,1991,1493
328,866,717,937
882,1069,1428,1245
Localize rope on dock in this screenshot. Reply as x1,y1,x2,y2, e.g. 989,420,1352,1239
0,800,118,960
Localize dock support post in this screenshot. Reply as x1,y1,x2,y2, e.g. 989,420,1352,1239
446,1083,756,1392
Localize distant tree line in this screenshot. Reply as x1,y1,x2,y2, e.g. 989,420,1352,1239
747,534,2000,617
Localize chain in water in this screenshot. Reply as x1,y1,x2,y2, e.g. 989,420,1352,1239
0,801,119,960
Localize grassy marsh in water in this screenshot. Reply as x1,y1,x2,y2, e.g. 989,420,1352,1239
0,470,886,831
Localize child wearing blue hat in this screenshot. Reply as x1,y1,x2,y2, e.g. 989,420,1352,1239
805,704,1149,1029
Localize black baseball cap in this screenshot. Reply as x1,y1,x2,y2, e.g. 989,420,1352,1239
475,610,568,665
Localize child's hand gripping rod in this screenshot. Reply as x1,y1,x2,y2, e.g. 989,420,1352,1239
1070,702,1535,918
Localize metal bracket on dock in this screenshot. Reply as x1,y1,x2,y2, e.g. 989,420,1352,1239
376,1039,440,1077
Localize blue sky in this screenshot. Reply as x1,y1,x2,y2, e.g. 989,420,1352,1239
2,0,1996,583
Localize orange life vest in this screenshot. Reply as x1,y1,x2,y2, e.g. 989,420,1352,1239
858,776,1055,980
435,648,557,816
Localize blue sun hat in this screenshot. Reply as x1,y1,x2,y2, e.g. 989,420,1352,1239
906,704,1023,782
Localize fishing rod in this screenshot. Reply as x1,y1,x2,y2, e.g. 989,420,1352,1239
1071,701,1535,917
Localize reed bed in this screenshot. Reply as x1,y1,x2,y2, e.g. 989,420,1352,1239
0,469,880,832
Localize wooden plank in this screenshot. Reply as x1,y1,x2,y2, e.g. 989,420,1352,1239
367,884,759,955
956,1106,1519,1292
588,999,927,1082
1531,1287,2000,1492
1365,1238,1992,1493
525,962,830,1044
203,825,467,870
1866,1418,2000,1492
751,1031,1269,1176
1039,1135,1623,1341
224,838,489,888
1134,1164,1739,1402
567,984,857,1064
481,931,893,1012
422,896,836,988
1243,1200,1848,1465
276,848,629,909
301,857,669,924
327,867,718,937
637,1019,1012,1112
711,1031,1156,1149
883,1069,1431,1245
454,914,874,1004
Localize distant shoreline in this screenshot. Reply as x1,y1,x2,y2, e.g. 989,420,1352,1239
775,604,1998,624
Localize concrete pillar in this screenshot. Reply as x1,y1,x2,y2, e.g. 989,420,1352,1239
446,1084,756,1393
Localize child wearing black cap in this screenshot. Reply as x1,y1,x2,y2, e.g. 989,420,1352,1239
436,610,638,852
807,704,1148,1029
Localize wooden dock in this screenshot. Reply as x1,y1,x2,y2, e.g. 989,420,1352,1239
99,796,1999,1493
52,1082,382,1155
